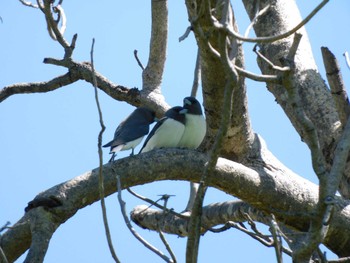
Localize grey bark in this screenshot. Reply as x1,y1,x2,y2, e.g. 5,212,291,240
1,145,350,262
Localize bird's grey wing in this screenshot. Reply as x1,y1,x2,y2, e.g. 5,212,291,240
110,121,150,147
139,117,166,153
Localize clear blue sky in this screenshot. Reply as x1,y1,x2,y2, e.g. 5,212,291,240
1,1,349,262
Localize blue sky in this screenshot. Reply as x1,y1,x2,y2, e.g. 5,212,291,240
1,0,349,262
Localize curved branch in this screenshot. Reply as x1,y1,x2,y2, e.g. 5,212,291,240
1,57,169,115
213,0,329,44
1,148,350,262
0,72,79,103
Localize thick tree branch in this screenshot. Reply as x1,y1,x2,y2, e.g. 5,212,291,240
185,0,254,159
131,200,270,236
1,148,350,262
142,0,168,96
242,0,345,195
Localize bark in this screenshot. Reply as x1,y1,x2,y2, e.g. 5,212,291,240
1,146,350,262
242,0,346,194
185,0,255,159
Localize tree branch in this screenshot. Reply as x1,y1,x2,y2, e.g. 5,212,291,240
142,0,168,96
91,39,120,263
0,73,79,103
321,47,350,127
1,148,350,262
213,0,329,44
116,175,172,263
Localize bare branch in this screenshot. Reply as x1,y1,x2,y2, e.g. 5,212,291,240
0,222,10,263
0,73,79,103
19,0,39,8
243,1,270,39
253,45,290,72
2,149,350,261
53,4,67,36
234,65,280,83
133,50,145,71
344,51,350,70
126,188,188,219
179,26,192,42
142,0,168,93
321,47,350,126
91,39,120,263
329,256,350,263
116,175,173,263
42,0,69,47
213,0,329,43
190,49,201,97
270,215,284,263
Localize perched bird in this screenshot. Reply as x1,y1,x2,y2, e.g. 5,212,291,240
177,97,206,213
103,107,156,162
140,106,187,153
177,96,206,149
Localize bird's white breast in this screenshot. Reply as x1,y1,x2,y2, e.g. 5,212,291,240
178,114,206,149
141,119,185,153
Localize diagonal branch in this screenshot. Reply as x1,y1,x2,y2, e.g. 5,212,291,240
321,47,350,127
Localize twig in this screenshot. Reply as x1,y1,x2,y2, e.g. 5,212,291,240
41,0,69,47
133,50,145,71
270,215,283,263
191,49,201,97
329,256,350,263
53,4,67,36
208,220,292,257
244,1,270,39
157,196,177,263
321,47,350,126
344,51,350,70
116,175,173,263
0,222,10,234
179,26,192,42
126,188,188,219
19,0,38,8
253,45,290,72
91,39,120,263
0,222,10,263
212,0,329,43
158,230,177,263
234,64,280,83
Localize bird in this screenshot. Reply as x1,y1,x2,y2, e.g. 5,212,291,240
177,97,206,213
177,96,206,149
139,106,187,153
103,107,156,162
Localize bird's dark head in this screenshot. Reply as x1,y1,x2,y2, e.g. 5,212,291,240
183,97,203,115
136,107,157,124
165,106,187,124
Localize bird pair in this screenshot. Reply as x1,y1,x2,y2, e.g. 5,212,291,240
103,97,206,162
